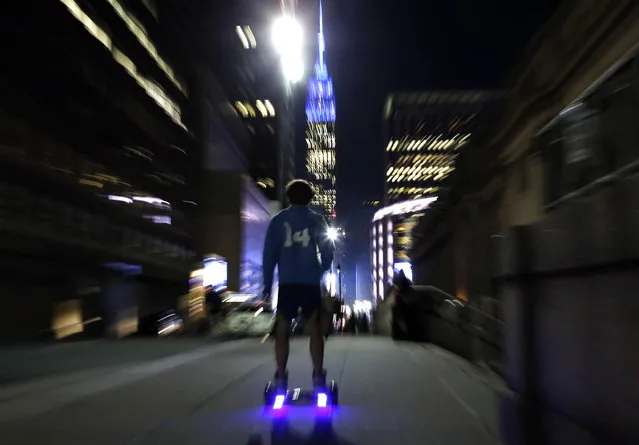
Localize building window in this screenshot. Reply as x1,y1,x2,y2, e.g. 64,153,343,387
236,26,256,49
60,0,112,50
59,0,186,130
106,0,187,95
543,55,639,205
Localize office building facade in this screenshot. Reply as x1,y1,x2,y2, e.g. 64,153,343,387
383,91,500,204
227,16,289,202
370,198,438,303
0,0,199,338
163,1,284,293
374,91,500,301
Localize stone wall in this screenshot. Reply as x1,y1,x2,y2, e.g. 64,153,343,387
409,2,639,444
497,174,639,445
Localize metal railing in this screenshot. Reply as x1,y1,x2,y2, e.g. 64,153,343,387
408,285,505,376
419,285,505,326
546,156,639,211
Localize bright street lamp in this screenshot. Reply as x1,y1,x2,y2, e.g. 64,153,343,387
272,14,303,205
272,16,304,83
280,55,304,83
327,227,339,241
272,16,303,56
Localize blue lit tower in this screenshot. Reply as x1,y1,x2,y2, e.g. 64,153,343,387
305,0,336,219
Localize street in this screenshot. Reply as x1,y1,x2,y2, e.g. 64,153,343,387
0,338,221,386
0,337,503,445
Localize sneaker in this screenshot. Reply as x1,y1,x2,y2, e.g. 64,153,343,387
312,369,327,390
274,370,288,392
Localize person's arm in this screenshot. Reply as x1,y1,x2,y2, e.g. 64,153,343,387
317,217,334,272
262,216,281,294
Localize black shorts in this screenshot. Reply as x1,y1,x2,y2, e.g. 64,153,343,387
277,284,322,321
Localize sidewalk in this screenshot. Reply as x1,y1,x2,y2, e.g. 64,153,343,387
0,338,261,423
0,337,233,387
0,337,504,445
416,342,510,441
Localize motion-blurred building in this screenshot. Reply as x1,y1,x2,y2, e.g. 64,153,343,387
163,1,285,297
0,0,285,339
370,198,438,303
373,91,500,302
383,91,500,204
305,1,337,220
167,0,290,205
0,0,198,338
208,2,292,203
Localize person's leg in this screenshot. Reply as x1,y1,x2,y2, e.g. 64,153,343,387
320,296,332,339
301,285,325,384
307,310,324,376
274,313,291,378
274,285,297,388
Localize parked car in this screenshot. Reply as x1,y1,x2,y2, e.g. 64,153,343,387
217,302,275,337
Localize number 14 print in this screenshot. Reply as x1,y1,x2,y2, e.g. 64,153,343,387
284,222,311,248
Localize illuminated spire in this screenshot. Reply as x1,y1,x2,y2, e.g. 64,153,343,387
306,0,335,123
315,0,328,80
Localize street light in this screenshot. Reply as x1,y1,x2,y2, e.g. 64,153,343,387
272,14,304,205
272,16,304,83
326,227,339,241
279,55,304,84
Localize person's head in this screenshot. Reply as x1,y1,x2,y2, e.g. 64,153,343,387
286,179,315,206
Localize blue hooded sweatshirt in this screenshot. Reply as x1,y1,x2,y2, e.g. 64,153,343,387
262,206,334,292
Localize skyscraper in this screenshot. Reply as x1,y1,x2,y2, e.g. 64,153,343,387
0,0,199,338
383,91,501,204
372,90,501,303
305,0,336,220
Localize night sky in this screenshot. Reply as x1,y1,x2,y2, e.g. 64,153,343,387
294,0,560,212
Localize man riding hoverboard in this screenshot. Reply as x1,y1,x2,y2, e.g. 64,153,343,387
262,179,335,393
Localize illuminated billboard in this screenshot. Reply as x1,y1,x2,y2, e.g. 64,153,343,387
203,255,228,291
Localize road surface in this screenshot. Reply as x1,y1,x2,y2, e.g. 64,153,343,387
0,337,503,445
0,338,221,386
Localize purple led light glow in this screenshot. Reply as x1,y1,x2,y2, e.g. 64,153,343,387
316,393,328,408
272,394,285,410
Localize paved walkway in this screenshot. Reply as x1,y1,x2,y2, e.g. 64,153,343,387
0,337,504,445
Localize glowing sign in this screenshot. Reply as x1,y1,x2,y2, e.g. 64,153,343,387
203,256,227,291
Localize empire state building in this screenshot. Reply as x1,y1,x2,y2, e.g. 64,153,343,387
305,0,336,219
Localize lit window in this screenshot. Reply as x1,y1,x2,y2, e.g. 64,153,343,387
59,0,186,130
144,215,171,225
235,101,249,117
113,48,135,76
255,100,268,117
244,103,256,118
106,0,187,95
244,26,257,48
59,0,112,50
235,26,249,49
264,100,275,117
